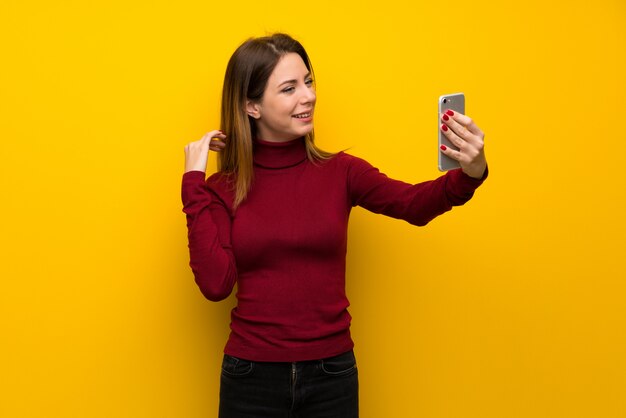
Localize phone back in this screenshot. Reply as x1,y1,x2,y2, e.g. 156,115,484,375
438,93,465,171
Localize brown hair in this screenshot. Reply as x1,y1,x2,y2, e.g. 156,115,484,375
219,33,334,209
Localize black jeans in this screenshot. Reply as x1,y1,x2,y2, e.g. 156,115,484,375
218,349,359,418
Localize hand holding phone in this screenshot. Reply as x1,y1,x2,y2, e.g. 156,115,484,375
437,92,487,178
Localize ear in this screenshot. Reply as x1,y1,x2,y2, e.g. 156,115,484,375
246,100,261,120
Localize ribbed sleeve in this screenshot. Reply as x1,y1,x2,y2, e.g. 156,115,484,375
181,171,237,301
346,155,488,226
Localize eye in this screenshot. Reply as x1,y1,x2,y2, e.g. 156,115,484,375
281,79,314,94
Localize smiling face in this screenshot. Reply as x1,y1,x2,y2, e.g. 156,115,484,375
246,52,316,143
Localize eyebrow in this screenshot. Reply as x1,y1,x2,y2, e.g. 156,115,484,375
277,72,312,88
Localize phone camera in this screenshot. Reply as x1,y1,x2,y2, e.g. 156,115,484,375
443,98,448,104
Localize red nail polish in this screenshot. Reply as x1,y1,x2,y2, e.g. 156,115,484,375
442,114,449,121
446,110,454,116
440,145,447,151
441,124,448,131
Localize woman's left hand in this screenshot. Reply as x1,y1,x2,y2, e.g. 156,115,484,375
439,110,487,179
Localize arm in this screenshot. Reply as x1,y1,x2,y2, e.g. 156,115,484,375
182,170,237,301
348,108,488,225
181,129,236,301
347,156,487,226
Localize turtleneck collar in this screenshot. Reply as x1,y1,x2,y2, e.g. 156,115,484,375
253,136,307,169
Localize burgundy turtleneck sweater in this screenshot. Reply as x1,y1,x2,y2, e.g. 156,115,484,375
181,137,487,362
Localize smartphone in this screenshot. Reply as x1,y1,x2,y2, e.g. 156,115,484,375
438,92,465,171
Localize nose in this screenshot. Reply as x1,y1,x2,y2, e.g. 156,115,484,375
301,84,316,105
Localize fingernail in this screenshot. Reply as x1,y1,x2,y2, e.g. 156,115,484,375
441,124,448,131
442,114,449,121
440,145,447,151
446,110,454,116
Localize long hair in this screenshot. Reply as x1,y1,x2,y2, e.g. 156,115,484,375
219,33,334,209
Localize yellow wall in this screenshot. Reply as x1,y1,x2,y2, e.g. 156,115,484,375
2,0,625,416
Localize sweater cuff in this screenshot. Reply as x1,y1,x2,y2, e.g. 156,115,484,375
452,164,488,184
445,165,488,204
181,171,211,207
182,170,206,183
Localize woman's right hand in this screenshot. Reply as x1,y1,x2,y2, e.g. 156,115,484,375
184,130,227,173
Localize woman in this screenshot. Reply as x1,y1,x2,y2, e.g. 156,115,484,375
182,33,487,418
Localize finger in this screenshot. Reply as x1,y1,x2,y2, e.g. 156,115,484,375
441,115,484,152
442,110,484,140
199,130,225,145
439,144,462,162
200,132,226,149
203,129,224,139
441,112,473,144
440,124,464,149
452,111,484,138
212,135,227,146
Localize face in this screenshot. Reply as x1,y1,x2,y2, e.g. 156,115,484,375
247,52,316,142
